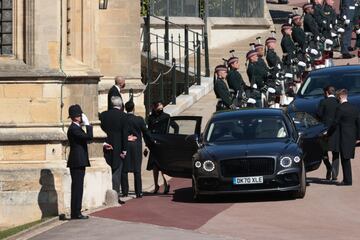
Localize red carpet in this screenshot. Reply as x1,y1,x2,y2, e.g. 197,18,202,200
92,178,233,230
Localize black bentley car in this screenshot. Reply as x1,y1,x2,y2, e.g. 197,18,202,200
288,65,360,117
151,109,327,200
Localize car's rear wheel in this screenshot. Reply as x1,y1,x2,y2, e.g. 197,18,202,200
293,162,306,198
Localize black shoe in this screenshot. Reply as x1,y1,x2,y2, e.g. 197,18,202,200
337,181,352,186
331,177,338,181
136,193,143,198
342,53,355,59
348,47,356,51
118,199,126,204
71,214,89,220
326,170,331,180
163,184,170,194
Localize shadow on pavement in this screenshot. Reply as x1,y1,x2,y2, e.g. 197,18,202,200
172,186,297,204
307,177,338,185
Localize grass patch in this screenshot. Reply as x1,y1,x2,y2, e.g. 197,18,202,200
0,218,51,240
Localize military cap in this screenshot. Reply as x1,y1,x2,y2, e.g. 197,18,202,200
281,23,292,31
215,65,227,72
255,44,264,50
227,56,239,65
292,14,301,21
246,50,258,59
303,3,313,11
265,37,277,45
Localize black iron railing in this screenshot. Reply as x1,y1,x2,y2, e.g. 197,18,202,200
139,6,210,118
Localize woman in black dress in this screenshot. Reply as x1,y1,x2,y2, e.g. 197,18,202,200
147,101,173,194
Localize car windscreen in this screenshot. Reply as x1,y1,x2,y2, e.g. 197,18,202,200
205,116,288,143
299,73,360,97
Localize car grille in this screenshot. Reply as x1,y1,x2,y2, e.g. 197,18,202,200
220,158,275,177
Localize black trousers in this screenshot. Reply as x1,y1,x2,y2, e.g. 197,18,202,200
323,151,340,179
341,156,352,185
112,161,123,194
121,172,142,196
70,167,86,217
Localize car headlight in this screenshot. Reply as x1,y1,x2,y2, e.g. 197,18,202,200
280,156,292,168
194,161,202,168
293,156,301,163
203,160,215,172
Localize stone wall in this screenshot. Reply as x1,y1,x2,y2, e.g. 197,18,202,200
0,0,142,229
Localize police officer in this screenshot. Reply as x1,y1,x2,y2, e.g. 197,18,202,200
67,104,93,220
214,65,235,111
340,0,356,58
226,56,246,101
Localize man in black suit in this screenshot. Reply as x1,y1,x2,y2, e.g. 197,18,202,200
317,86,340,180
67,104,93,219
121,101,153,198
332,89,360,185
107,76,125,110
100,96,128,202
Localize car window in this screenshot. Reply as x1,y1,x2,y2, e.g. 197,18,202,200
290,112,320,129
205,116,288,143
299,73,360,97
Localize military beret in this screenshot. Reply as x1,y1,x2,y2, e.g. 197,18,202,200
215,64,227,72
246,50,258,59
227,56,239,65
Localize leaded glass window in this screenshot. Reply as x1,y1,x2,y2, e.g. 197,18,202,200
0,0,12,55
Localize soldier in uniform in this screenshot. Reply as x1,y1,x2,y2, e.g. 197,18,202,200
246,49,269,107
313,0,328,35
323,0,338,40
226,56,246,101
265,37,282,73
214,65,235,111
281,23,297,70
255,43,269,71
340,0,356,58
292,14,307,52
303,3,322,41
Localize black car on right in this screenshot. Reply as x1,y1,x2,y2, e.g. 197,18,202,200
288,65,360,117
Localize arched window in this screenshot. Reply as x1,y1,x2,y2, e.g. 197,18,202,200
0,0,12,55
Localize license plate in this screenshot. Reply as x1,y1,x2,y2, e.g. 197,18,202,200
233,176,263,185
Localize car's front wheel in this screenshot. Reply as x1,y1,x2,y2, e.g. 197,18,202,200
192,178,203,202
293,162,306,198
